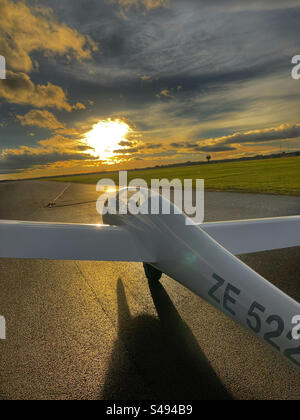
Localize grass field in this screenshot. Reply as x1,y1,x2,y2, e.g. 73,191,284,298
47,155,300,196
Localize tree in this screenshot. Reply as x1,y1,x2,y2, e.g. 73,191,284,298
206,154,211,163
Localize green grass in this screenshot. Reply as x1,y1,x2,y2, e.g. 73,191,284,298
46,155,300,196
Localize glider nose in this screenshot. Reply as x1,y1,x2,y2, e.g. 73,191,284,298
101,187,185,226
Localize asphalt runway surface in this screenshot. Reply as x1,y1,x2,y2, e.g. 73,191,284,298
0,180,300,400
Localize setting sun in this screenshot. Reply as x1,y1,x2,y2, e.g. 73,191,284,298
85,119,130,162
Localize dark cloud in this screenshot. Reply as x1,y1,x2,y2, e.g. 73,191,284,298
0,149,96,172
110,0,169,14
222,124,300,145
143,143,163,149
114,142,164,154
200,145,236,152
113,147,140,154
169,123,300,153
198,123,300,152
171,141,202,150
118,139,135,147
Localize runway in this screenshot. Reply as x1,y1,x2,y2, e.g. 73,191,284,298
0,180,299,400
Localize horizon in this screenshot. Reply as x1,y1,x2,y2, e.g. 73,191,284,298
1,149,298,183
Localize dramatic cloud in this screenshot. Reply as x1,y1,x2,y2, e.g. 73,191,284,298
0,0,98,73
114,147,140,154
143,143,163,149
170,142,199,149
222,124,300,145
200,145,236,152
110,0,169,13
0,134,96,172
0,1,95,114
17,110,65,131
113,139,164,155
0,148,95,172
141,75,153,82
37,135,88,151
0,71,85,111
156,89,174,99
118,139,135,147
167,123,300,154
197,123,300,152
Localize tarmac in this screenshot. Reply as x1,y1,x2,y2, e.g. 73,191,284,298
0,180,299,400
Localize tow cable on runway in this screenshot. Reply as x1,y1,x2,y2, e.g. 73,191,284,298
46,184,71,208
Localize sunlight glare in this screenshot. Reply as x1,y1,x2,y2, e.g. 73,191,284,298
85,119,130,162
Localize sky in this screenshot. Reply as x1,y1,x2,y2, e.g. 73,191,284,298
0,0,300,180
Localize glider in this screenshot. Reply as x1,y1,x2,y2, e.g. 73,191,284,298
0,189,299,370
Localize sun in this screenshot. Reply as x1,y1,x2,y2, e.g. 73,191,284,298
85,119,130,162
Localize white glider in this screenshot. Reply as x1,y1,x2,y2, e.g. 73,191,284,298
0,191,299,370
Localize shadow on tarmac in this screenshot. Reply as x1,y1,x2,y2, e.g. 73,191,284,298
101,278,232,400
